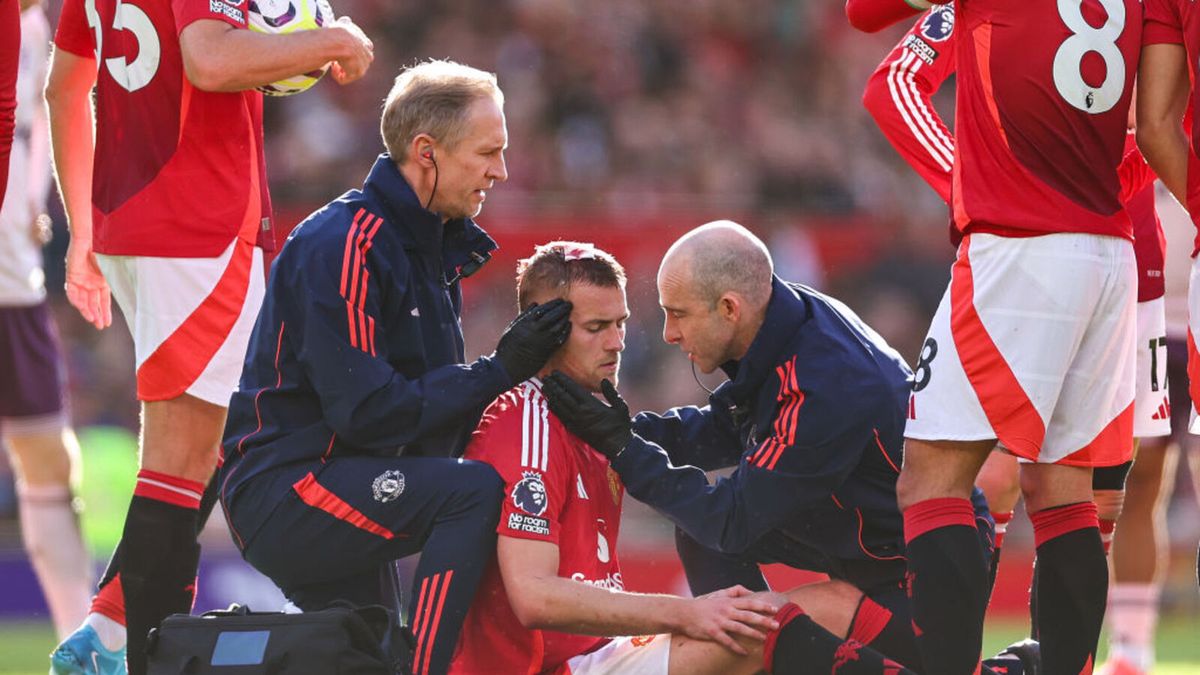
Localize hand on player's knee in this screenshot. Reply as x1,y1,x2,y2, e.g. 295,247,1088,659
680,586,782,655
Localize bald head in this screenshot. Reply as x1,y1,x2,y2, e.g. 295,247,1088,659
659,221,774,311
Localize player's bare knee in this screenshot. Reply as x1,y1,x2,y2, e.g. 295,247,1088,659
975,452,1021,512
782,580,861,637
1019,463,1093,512
752,590,789,609
4,431,73,485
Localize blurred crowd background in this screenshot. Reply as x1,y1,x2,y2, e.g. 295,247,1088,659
3,0,1199,621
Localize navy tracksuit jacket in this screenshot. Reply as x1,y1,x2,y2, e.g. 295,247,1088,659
621,278,992,590
220,154,511,540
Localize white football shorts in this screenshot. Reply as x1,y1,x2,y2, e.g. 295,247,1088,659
1133,296,1170,438
97,237,265,406
1185,257,1200,435
905,232,1136,466
564,634,670,675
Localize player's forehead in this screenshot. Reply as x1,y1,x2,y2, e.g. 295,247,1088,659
567,283,628,322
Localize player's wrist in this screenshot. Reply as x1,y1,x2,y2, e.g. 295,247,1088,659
904,0,933,9
324,19,367,61
318,25,355,61
659,596,691,634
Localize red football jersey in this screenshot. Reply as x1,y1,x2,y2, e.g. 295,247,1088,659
452,380,626,675
1144,0,1200,255
1118,133,1166,302
948,0,1140,239
866,4,1162,298
54,0,271,257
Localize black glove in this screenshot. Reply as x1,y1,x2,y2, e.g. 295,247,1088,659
542,371,632,459
494,299,573,384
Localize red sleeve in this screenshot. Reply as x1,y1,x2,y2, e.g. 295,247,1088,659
0,0,15,213
862,7,957,203
173,0,248,33
1117,135,1156,205
1143,0,1184,46
53,0,96,57
463,389,569,545
847,0,945,33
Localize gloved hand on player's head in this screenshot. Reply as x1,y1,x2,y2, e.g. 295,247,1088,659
542,372,632,459
494,299,573,384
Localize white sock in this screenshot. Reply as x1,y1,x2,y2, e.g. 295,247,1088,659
84,613,126,652
1106,582,1160,670
17,483,92,640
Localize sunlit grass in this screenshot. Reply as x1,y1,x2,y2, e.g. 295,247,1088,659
2,615,1196,674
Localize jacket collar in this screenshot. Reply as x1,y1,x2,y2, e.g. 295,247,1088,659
720,276,808,403
361,154,498,267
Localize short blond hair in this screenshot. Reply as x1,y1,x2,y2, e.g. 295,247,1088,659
380,59,504,162
516,242,626,311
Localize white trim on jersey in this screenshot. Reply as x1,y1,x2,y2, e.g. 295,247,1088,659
136,476,203,502
520,383,550,472
887,50,955,172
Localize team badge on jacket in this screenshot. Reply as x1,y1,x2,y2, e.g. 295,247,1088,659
513,471,548,516
372,470,406,503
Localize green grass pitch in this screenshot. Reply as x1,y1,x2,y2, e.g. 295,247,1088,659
0,616,1196,674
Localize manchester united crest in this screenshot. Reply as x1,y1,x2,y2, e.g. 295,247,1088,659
606,466,622,506
372,470,405,503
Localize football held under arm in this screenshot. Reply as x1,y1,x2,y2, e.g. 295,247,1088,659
178,15,372,92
